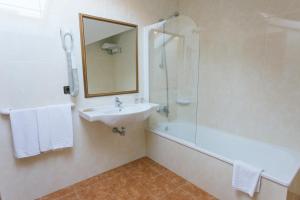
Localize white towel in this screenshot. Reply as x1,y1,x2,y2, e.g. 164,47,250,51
232,161,262,197
36,106,52,152
10,108,40,158
37,104,73,151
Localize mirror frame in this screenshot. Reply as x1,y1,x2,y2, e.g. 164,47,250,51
79,13,139,98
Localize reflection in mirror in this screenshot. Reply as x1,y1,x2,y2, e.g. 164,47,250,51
79,14,138,97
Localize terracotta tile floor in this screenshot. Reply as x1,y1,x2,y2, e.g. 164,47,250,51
39,157,217,200
288,192,300,200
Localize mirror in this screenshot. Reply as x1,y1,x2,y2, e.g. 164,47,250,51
79,14,139,97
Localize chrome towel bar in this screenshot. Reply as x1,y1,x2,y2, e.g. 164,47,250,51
0,103,75,116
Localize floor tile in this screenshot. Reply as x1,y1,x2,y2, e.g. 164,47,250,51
144,174,179,198
40,157,216,200
161,188,194,200
39,187,74,200
163,170,187,188
180,182,217,200
72,175,99,192
288,192,300,200
113,182,153,200
76,184,115,200
57,193,79,200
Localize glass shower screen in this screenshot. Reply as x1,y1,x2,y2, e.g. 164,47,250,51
148,15,200,144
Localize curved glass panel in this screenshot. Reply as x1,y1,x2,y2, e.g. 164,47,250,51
148,15,200,144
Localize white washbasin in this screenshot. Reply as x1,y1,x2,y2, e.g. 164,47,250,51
79,103,159,127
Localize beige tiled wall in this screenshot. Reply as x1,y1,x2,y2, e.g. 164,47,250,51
179,0,300,152
0,0,178,200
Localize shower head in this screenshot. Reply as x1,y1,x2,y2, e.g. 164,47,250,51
159,11,180,22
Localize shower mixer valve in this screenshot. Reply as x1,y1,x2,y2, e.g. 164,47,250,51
156,105,169,115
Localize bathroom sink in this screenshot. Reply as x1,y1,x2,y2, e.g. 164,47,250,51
79,103,159,127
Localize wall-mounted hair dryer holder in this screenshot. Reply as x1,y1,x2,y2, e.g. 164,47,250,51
60,28,79,97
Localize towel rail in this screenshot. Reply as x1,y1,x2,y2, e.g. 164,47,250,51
0,103,75,116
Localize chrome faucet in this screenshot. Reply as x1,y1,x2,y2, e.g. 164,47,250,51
156,105,169,117
115,97,123,110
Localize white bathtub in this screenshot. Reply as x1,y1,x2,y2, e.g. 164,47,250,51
150,121,300,187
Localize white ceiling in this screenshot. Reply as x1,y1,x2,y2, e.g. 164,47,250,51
84,18,134,45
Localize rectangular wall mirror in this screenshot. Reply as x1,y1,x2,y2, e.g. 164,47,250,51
79,13,139,97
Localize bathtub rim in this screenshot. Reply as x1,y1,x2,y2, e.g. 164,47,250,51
148,128,299,188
